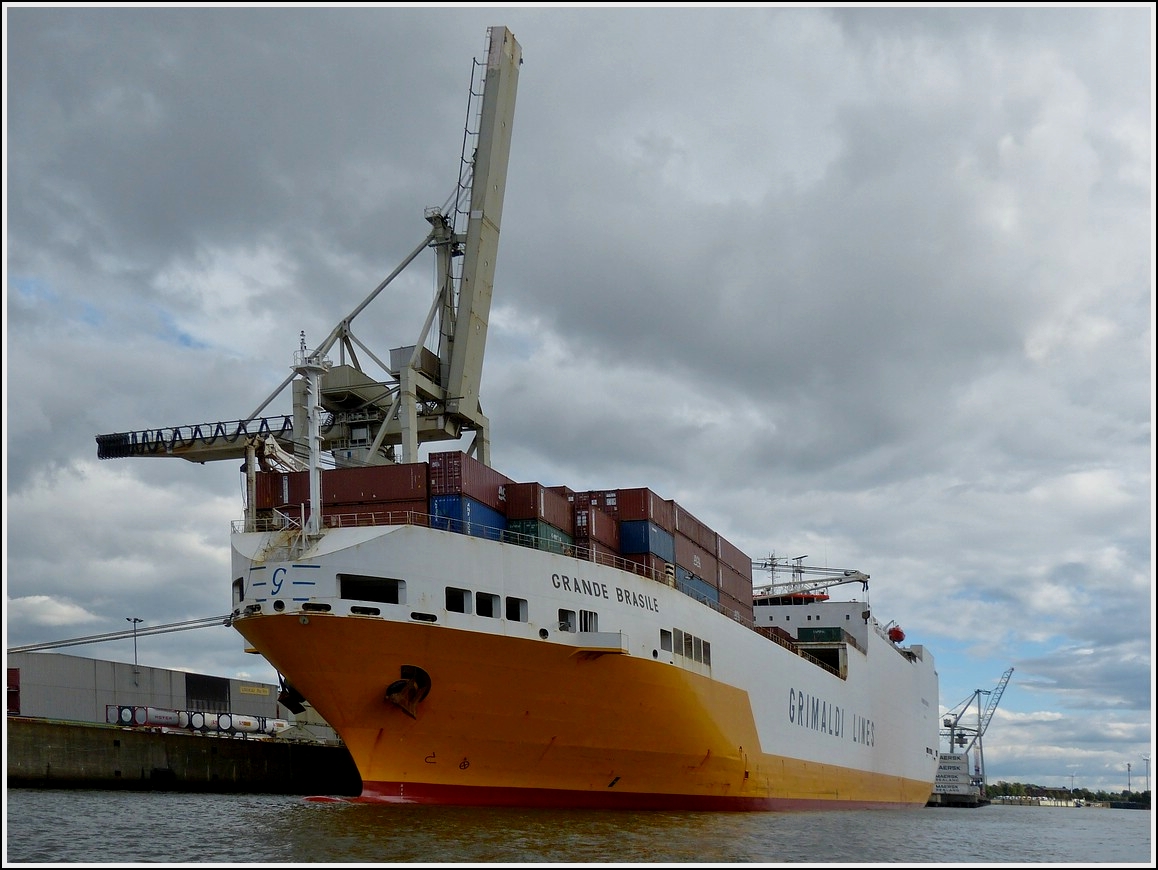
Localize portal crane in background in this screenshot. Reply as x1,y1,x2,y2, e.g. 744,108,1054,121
95,26,521,475
942,667,1014,795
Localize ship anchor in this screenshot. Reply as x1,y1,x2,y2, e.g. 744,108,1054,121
385,665,432,718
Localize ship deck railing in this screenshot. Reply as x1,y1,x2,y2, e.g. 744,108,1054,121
238,507,845,678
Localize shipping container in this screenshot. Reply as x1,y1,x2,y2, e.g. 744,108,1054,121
620,520,676,563
429,494,506,540
503,482,574,534
674,534,719,584
615,488,674,530
428,451,513,514
670,501,717,552
322,499,429,528
255,471,309,509
718,562,753,602
719,587,754,621
715,534,753,578
574,504,620,550
675,566,720,604
581,489,620,517
323,463,428,504
503,518,574,555
545,484,576,502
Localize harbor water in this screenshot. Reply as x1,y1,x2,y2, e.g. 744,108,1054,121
4,789,1152,865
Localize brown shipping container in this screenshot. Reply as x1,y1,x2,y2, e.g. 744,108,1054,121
546,484,576,502
718,590,754,622
674,533,719,584
428,451,513,514
255,471,309,509
322,499,429,528
574,504,620,550
718,562,753,602
577,490,619,518
671,501,717,553
615,488,674,530
324,463,428,505
715,534,753,578
504,482,574,534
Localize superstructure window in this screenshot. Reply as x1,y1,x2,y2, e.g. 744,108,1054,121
446,587,473,614
506,597,528,622
476,592,500,618
660,629,673,652
339,574,405,605
558,609,576,632
672,628,711,666
579,610,598,632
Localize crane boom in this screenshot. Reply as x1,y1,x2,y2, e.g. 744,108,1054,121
95,27,522,472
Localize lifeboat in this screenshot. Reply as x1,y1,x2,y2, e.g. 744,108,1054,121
887,625,906,643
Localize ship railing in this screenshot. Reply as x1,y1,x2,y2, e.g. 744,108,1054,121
752,625,845,679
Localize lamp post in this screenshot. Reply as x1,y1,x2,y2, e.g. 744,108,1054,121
126,617,143,685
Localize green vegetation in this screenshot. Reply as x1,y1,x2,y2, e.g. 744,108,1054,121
990,781,1151,807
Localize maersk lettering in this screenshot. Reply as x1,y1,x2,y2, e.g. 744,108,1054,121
788,687,874,746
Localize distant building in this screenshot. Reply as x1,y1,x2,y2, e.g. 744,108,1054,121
6,651,338,744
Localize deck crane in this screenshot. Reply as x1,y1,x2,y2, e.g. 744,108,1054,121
941,667,1014,795
752,554,870,599
95,26,521,478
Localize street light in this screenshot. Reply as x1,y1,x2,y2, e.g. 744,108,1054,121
126,617,143,684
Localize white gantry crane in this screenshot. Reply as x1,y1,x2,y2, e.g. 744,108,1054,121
941,667,1014,795
96,26,522,474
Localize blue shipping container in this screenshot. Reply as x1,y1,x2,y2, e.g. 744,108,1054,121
430,494,506,541
619,519,676,563
676,566,720,604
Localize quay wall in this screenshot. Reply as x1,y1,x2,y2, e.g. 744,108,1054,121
6,717,361,795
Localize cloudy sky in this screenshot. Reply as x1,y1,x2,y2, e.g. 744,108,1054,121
4,6,1153,794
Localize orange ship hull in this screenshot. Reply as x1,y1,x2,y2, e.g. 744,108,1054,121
235,612,933,810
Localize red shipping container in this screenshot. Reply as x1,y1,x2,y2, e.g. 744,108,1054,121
615,488,674,530
715,534,752,578
674,533,719,583
504,482,574,534
580,490,620,517
719,588,754,620
671,501,717,552
322,499,429,528
255,471,309,509
546,484,576,502
324,463,428,505
718,562,753,601
574,504,620,550
428,451,513,514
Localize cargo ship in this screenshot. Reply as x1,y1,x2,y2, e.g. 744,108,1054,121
97,26,939,810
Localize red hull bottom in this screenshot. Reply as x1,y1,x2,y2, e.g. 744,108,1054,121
303,781,922,812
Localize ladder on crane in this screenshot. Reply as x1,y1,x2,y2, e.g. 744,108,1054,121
95,26,522,472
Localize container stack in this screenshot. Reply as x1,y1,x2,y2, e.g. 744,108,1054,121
428,451,512,540
503,482,574,554
566,491,621,562
250,456,755,621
